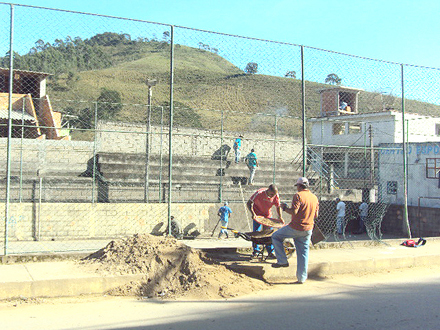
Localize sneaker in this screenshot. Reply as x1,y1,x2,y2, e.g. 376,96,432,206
271,262,289,268
250,252,260,260
266,253,276,260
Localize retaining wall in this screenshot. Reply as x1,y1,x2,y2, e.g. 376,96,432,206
0,138,94,176
0,201,265,241
2,201,437,242
96,121,302,162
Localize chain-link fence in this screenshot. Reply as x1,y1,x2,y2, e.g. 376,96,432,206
1,3,440,255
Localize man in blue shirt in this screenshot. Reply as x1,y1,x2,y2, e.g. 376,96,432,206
245,149,259,185
339,101,348,110
233,135,243,163
218,202,232,239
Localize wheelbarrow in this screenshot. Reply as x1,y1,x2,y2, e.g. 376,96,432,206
222,226,295,261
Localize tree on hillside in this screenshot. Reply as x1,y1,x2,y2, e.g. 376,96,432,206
162,31,170,43
245,62,258,75
35,39,46,51
87,32,133,46
66,71,79,88
197,42,211,51
160,101,202,128
75,107,94,129
285,70,296,78
97,88,123,120
325,73,342,85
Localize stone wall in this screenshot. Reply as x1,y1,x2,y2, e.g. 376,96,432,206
96,121,302,162
0,201,263,242
2,200,438,243
0,202,217,241
1,121,302,181
0,138,94,176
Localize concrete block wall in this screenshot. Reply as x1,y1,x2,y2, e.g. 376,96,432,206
3,200,436,243
97,121,302,162
0,202,221,241
411,206,440,237
382,204,440,237
0,138,94,176
0,201,263,242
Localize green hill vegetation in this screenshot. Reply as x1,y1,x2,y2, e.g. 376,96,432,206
2,32,440,138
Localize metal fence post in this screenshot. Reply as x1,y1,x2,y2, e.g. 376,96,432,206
144,103,150,203
301,45,306,176
273,114,277,184
4,4,15,256
37,175,42,241
167,25,174,236
159,106,164,202
92,102,98,203
219,109,224,202
19,99,25,203
401,64,411,239
369,125,374,184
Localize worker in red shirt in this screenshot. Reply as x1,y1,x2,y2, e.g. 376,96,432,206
247,184,284,259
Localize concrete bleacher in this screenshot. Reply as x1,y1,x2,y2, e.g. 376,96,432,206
1,150,306,203
96,152,303,203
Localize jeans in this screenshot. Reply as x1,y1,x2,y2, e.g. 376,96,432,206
336,216,345,234
272,225,312,283
252,220,273,254
234,149,240,163
248,166,256,184
218,220,229,238
359,216,366,232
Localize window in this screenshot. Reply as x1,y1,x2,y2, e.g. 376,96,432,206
426,158,440,179
436,124,440,136
348,122,362,134
332,123,345,135
387,181,397,195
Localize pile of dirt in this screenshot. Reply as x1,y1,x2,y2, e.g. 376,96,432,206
83,234,268,299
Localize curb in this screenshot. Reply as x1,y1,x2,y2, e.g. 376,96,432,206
224,253,440,283
0,274,144,301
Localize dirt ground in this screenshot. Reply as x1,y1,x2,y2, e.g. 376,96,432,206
81,233,269,299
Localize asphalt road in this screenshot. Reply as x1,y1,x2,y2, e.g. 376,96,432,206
1,265,439,330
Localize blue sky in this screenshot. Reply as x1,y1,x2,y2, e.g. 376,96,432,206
1,0,439,105
2,0,440,68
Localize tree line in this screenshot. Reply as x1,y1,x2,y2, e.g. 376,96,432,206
0,32,170,81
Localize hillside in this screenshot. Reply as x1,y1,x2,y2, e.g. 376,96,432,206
5,32,440,137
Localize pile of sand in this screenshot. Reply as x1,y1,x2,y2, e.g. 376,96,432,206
83,234,268,299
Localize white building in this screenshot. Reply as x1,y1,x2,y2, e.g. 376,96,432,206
307,86,440,206
309,110,440,147
378,142,440,208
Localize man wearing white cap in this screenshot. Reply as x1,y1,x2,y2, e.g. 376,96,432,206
217,202,232,239
271,177,319,284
